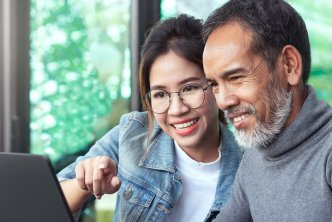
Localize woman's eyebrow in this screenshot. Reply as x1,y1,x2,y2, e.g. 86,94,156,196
150,85,166,90
150,76,205,90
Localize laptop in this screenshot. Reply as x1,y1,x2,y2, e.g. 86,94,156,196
0,152,75,222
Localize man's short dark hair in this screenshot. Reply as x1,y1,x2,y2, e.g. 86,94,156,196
203,0,311,83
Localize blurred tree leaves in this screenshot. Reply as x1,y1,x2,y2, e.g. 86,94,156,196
290,0,332,105
30,0,130,162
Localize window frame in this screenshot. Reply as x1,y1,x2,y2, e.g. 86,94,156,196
0,0,30,153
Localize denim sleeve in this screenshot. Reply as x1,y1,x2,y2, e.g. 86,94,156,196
57,113,131,181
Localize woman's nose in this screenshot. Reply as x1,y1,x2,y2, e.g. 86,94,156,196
167,93,190,115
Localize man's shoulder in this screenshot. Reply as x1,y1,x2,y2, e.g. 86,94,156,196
324,122,332,146
318,111,332,145
240,148,261,165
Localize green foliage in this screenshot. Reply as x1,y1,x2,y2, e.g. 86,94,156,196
309,75,332,105
30,1,112,161
289,0,332,106
95,210,114,222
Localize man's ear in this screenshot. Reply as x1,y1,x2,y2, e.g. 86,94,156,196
281,45,303,86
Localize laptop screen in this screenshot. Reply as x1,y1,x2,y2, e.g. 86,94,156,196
0,152,75,222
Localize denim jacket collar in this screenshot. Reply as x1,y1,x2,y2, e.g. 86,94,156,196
139,122,242,216
139,127,176,173
211,123,242,211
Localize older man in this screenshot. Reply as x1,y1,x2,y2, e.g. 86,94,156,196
203,0,332,221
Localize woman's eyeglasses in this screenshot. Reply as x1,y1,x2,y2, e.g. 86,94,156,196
144,83,209,114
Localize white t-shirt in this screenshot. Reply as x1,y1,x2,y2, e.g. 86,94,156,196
167,141,221,222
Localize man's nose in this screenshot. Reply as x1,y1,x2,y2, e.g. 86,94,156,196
215,86,239,111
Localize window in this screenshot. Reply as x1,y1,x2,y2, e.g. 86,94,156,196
30,1,131,221
30,0,131,166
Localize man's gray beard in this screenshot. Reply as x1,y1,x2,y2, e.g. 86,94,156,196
232,86,293,150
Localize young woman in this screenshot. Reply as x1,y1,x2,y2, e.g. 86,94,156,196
58,14,242,222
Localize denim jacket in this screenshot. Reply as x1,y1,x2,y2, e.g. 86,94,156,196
57,111,242,222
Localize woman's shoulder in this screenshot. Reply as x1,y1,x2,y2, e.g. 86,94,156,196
119,111,150,129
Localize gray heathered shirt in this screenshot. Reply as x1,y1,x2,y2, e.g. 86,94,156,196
215,85,332,222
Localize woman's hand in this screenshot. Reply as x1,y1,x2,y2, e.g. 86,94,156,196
75,156,121,199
